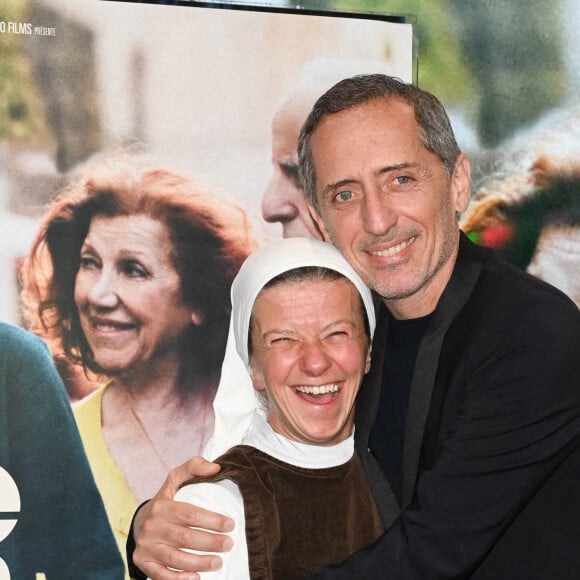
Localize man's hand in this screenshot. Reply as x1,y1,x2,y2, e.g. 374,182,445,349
132,456,235,580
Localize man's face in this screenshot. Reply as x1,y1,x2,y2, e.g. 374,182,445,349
261,96,322,239
309,98,471,318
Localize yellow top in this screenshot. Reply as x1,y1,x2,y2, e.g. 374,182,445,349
74,386,135,580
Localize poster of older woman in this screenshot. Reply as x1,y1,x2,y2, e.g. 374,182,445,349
20,151,256,566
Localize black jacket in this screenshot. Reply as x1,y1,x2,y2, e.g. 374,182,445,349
314,234,580,579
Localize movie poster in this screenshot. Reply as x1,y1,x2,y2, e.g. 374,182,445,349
0,1,414,577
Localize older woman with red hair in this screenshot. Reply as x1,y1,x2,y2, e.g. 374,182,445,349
21,152,256,574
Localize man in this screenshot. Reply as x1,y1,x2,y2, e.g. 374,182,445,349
128,75,580,579
260,68,323,239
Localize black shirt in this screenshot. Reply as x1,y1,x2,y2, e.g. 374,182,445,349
368,312,431,500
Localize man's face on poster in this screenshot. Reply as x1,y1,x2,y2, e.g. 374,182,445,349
261,93,322,239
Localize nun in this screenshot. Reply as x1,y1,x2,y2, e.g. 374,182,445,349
173,237,384,579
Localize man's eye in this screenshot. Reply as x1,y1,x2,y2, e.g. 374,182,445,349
281,162,300,187
394,175,411,185
334,190,353,202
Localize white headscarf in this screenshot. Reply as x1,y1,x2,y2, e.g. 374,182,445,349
204,237,375,460
231,237,376,366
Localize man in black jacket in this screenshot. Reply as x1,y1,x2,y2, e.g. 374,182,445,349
128,75,580,579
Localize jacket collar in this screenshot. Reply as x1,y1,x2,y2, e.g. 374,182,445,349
356,233,485,512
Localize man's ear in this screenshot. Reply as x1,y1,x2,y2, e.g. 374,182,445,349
249,363,266,392
191,309,203,326
364,347,372,374
307,203,331,242
451,153,472,214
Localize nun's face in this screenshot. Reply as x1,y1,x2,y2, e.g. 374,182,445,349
248,277,371,446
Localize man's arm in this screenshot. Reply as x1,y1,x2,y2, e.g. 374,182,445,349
127,457,235,580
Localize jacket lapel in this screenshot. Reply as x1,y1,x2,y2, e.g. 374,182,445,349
355,302,401,526
400,234,483,508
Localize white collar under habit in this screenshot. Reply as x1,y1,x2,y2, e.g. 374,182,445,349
241,408,354,470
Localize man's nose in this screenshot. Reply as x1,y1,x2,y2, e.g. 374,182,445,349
261,174,298,224
362,187,396,236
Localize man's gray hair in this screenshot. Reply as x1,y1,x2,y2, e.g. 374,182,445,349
297,74,461,211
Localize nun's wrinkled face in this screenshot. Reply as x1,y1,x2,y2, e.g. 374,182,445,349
248,277,371,446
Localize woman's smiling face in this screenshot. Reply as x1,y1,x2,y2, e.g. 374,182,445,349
248,277,371,446
74,214,200,376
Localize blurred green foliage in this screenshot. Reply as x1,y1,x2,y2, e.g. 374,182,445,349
449,0,564,146
0,0,567,151
290,0,479,121
279,0,565,146
336,0,478,110
0,0,52,145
